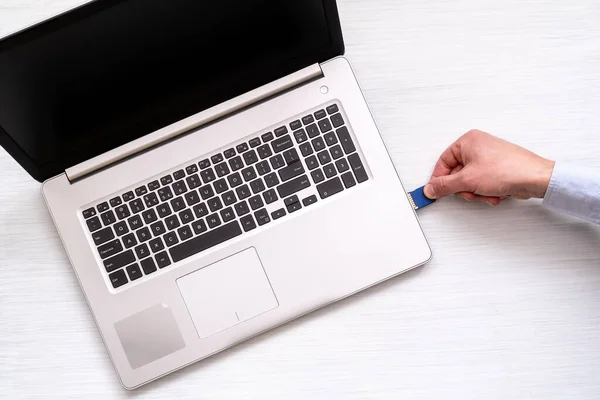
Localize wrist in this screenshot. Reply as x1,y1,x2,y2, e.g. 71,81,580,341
530,158,555,198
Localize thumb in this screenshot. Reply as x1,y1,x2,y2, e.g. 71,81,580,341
424,173,469,199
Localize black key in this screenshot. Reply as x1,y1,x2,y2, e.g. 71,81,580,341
311,169,325,184
128,215,143,230
150,221,167,237
199,159,211,169
279,162,305,182
235,201,250,216
255,160,271,176
101,210,117,226
335,158,350,173
125,264,143,281
287,202,302,214
229,156,244,171
114,204,131,220
283,148,300,165
224,148,236,159
324,163,337,179
161,175,173,186
215,162,230,178
173,180,188,195
140,258,157,275
330,145,344,160
165,215,181,230
170,221,243,262
270,154,286,169
86,216,102,232
213,178,229,194
192,219,207,235
98,239,124,260
271,208,286,220
164,231,179,247
236,143,249,153
186,174,202,189
135,243,150,259
109,197,122,207
264,172,280,188
97,202,109,213
123,233,138,249
306,123,320,138
250,178,266,194
171,197,186,212
315,109,327,120
326,104,339,115
123,191,135,202
306,155,319,170
241,215,256,232
92,227,114,246
177,225,193,241
173,170,185,180
155,251,171,269
208,197,223,212
277,175,311,198
317,150,332,165
108,270,128,289
130,199,145,214
248,195,264,211
200,168,216,184
179,209,194,225
317,177,344,199
149,237,165,253
331,113,345,128
303,195,318,207
143,192,159,208
294,129,308,144
312,137,326,152
199,185,215,200
348,153,369,183
324,131,338,146
336,127,356,154
157,203,172,218
206,213,221,228
341,171,357,188
249,137,261,148
220,207,236,223
302,114,315,125
222,191,237,206
254,209,271,226
83,207,96,219
185,191,201,206
284,195,299,206
211,153,224,164
193,203,209,218
272,135,293,153
114,221,129,236
274,126,288,137
227,172,243,188
148,181,160,191
103,249,134,272
261,132,274,142
186,164,199,175
263,189,278,205
158,187,174,202
257,144,273,160
290,120,302,131
300,142,313,157
242,166,257,182
318,118,333,133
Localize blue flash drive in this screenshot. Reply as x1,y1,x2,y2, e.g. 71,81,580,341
407,186,436,210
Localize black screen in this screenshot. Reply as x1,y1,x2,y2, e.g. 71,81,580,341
0,0,343,181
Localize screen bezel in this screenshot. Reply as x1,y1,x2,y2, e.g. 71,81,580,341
0,0,345,182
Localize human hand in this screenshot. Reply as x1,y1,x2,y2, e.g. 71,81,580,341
424,130,555,205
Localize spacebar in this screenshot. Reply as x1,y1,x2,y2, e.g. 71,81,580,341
169,221,243,263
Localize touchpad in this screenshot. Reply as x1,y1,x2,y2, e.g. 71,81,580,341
177,248,278,339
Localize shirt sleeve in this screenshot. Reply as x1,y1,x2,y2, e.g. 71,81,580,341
542,163,600,224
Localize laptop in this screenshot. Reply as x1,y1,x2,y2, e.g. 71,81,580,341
0,0,431,389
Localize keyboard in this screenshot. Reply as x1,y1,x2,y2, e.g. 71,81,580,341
81,103,369,290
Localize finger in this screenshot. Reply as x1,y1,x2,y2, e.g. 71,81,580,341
424,172,470,199
472,195,502,206
430,140,463,179
456,191,476,201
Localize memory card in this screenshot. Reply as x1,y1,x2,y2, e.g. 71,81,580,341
407,185,436,210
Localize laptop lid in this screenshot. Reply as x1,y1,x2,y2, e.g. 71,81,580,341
0,0,344,182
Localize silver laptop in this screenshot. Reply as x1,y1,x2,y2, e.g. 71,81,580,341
0,0,431,389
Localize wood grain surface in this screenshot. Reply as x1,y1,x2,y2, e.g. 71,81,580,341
2,1,600,399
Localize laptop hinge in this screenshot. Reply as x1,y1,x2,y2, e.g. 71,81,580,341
65,63,323,182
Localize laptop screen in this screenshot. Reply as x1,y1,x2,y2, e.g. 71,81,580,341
0,0,343,181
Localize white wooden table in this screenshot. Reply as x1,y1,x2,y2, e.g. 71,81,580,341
2,1,600,399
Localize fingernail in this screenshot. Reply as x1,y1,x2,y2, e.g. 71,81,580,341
486,200,495,206
424,184,436,199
